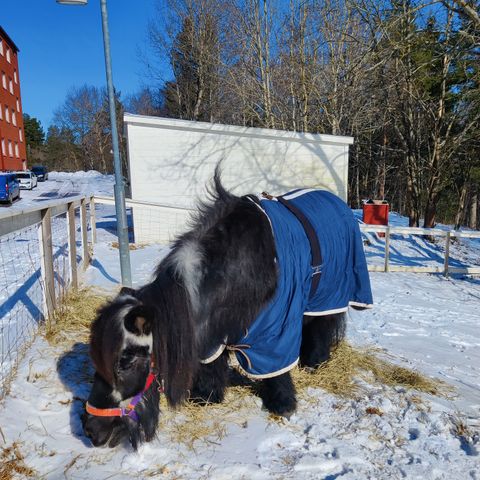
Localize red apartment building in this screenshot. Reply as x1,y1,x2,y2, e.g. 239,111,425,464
0,25,26,171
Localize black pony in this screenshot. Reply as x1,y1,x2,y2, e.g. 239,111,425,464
83,173,371,449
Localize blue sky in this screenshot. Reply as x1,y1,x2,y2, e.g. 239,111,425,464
2,0,168,131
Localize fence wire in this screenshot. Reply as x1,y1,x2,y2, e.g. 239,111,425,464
52,213,70,301
0,200,92,398
131,205,192,244
0,223,44,396
75,207,84,266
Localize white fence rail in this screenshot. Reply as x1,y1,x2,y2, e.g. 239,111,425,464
360,225,480,275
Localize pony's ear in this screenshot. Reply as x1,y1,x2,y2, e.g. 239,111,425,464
119,286,136,297
124,305,153,336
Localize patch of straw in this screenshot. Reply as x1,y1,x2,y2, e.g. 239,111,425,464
44,288,106,346
111,241,144,251
0,442,36,480
158,385,257,451
292,341,452,399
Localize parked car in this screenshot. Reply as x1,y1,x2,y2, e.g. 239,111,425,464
31,165,49,181
15,171,38,190
0,173,21,204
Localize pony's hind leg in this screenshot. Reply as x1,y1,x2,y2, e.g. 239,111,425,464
190,353,229,405
299,313,346,369
259,371,297,416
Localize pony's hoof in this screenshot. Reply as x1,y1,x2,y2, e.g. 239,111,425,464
263,396,297,417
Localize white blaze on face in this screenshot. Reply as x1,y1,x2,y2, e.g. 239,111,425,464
123,327,153,351
117,301,153,352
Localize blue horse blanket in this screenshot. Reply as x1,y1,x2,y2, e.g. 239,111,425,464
202,189,373,378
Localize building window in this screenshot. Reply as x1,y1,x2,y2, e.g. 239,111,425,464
8,140,13,157
16,98,20,112
5,107,9,123
14,142,19,158
0,40,3,56
19,128,23,142
9,78,13,94
14,70,18,84
0,105,2,120
1,139,5,156
6,48,11,63
12,110,16,126
2,72,6,89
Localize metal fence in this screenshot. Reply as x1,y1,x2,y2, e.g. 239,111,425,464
94,195,194,244
0,196,93,397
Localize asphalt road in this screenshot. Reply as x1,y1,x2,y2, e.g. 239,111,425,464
1,176,81,211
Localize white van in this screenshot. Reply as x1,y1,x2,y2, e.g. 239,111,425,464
15,171,38,190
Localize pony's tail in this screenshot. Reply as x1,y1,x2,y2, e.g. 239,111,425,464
208,162,237,203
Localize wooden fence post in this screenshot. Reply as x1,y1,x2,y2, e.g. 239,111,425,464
384,227,391,273
67,202,78,289
90,196,97,244
444,231,451,277
80,198,90,269
39,207,55,318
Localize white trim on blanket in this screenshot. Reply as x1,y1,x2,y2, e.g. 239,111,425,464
230,355,299,380
282,188,317,201
200,344,226,364
201,343,300,379
247,195,276,241
305,301,373,316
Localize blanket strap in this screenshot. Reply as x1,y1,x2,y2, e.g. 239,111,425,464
262,192,323,298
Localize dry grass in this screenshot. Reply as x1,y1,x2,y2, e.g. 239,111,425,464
0,442,36,480
158,385,257,451
111,241,144,251
44,288,106,346
292,341,451,400
447,415,480,456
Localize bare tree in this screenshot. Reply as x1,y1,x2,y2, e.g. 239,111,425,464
148,0,223,121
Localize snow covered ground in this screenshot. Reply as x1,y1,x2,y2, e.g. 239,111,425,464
0,172,479,479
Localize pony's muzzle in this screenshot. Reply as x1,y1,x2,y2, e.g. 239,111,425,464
82,411,120,447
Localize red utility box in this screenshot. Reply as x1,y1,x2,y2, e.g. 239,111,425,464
363,200,389,236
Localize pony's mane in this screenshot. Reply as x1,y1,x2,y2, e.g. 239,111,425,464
188,168,241,236
139,266,196,406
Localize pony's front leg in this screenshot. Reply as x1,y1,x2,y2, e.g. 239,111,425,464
190,353,229,405
259,371,297,416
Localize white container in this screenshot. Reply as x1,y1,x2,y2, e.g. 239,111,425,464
124,114,354,243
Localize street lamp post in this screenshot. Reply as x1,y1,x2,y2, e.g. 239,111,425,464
57,0,132,286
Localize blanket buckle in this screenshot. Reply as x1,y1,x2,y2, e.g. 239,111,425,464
312,265,322,276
